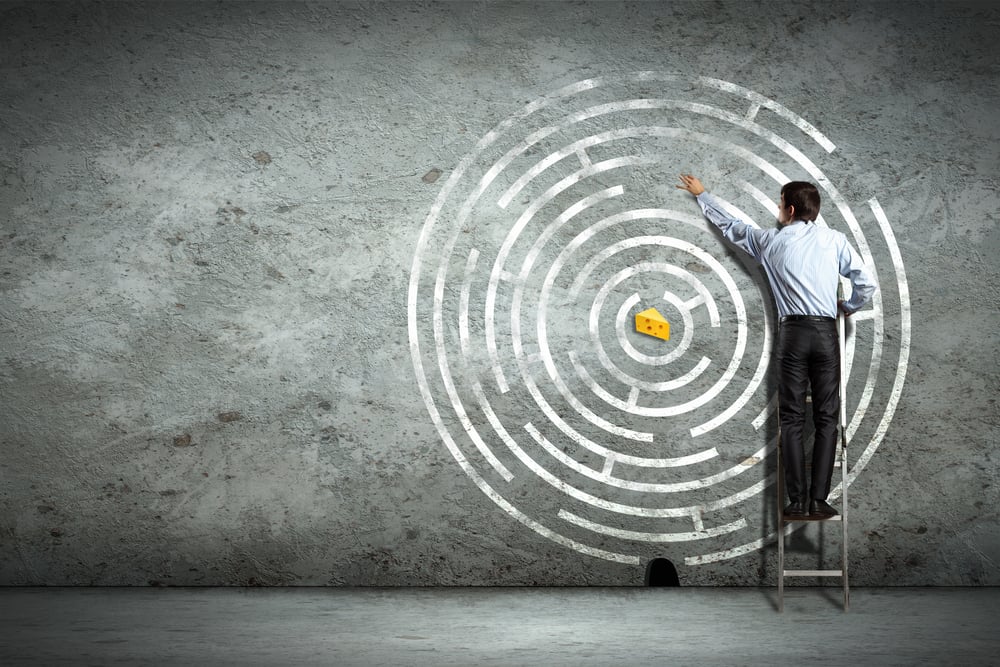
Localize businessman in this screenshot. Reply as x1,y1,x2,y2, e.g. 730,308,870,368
676,175,877,518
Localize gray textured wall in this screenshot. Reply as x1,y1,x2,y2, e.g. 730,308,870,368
1,1,997,586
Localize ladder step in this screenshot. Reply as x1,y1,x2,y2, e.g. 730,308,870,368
782,515,842,522
784,570,843,577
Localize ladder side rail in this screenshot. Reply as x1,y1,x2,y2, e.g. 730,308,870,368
777,438,785,613
838,307,850,611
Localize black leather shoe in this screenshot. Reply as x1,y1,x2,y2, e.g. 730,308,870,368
783,500,807,517
809,499,839,518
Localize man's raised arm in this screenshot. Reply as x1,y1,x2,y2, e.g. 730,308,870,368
676,174,765,260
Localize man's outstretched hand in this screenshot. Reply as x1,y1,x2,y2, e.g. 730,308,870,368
676,174,705,196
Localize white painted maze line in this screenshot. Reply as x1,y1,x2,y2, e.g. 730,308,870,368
526,424,715,492
569,236,723,322
514,185,625,291
457,249,518,480
739,180,778,218
845,288,883,444
524,422,761,496
496,92,833,210
433,253,514,482
626,387,640,409
505,186,659,444
601,457,615,476
514,353,657,457
600,445,720,471
497,99,688,209
538,349,656,442
458,248,480,356
845,198,910,482
697,75,837,153
559,510,748,542
685,537,768,566
521,266,660,440
409,157,636,564
509,185,625,367
570,350,711,403
682,294,707,311
689,335,771,437
502,122,794,212
752,395,778,431
487,156,653,394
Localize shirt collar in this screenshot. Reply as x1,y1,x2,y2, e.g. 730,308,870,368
780,220,809,232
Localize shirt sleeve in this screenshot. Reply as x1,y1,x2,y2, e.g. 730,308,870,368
838,238,878,313
695,192,766,261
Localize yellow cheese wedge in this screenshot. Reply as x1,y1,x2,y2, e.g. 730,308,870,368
635,307,670,341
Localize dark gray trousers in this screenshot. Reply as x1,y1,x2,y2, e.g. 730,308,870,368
777,318,840,502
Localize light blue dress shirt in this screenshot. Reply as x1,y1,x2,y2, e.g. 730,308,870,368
696,192,877,319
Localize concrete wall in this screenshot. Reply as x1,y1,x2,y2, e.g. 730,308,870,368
1,0,997,586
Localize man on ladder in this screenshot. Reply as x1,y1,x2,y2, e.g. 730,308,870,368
676,174,877,518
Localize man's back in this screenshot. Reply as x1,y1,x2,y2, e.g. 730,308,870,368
686,187,876,318
759,221,850,319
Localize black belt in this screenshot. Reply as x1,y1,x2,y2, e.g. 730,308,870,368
780,314,836,323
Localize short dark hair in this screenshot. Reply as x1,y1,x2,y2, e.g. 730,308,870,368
780,181,821,222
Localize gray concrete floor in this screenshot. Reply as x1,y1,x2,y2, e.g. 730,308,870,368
1,587,997,666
